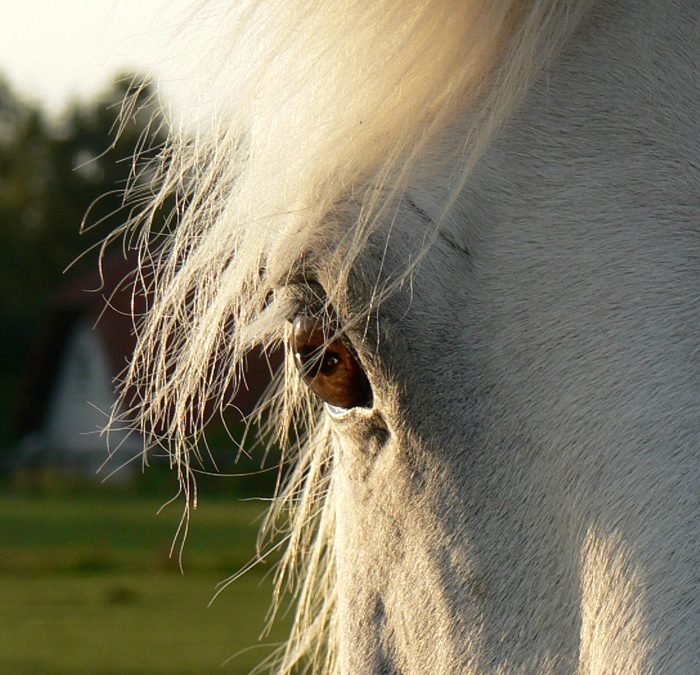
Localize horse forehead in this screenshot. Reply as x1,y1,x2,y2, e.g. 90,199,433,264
411,0,700,217
402,0,700,292
364,0,700,427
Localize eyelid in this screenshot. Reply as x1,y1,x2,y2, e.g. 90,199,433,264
282,280,330,322
325,402,351,418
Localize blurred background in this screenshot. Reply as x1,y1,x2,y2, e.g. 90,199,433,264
0,3,289,673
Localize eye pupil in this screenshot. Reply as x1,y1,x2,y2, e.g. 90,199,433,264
290,315,373,410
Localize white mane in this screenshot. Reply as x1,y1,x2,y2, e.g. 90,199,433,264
112,1,594,671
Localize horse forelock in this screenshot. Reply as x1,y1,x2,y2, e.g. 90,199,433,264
111,1,595,671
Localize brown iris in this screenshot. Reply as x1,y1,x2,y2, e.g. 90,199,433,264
291,315,372,410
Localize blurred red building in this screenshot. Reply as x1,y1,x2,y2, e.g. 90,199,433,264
14,254,279,483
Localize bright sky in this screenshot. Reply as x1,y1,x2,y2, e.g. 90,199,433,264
0,0,196,116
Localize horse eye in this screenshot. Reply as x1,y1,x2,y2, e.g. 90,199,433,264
291,315,373,410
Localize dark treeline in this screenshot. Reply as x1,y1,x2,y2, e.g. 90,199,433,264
0,74,166,445
0,74,165,374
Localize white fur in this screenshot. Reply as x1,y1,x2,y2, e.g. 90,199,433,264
115,0,699,672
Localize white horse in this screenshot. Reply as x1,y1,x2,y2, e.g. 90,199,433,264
117,0,699,671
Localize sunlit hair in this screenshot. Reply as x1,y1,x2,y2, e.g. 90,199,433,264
110,1,592,671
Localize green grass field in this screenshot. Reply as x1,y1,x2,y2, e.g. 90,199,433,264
0,492,292,674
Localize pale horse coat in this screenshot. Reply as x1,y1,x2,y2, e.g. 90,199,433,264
121,0,699,671
330,1,699,672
